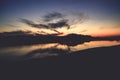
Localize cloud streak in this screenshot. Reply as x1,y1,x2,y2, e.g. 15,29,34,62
48,19,70,29
19,18,70,33
19,12,88,34
69,12,89,25
19,18,49,29
43,12,64,22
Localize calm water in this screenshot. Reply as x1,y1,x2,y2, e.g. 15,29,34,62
0,40,120,62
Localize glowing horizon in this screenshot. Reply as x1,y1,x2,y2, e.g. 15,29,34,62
0,0,120,37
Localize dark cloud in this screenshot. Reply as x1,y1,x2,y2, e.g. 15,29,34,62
19,18,35,27
19,18,49,29
0,30,33,36
19,18,70,33
43,12,64,22
37,31,50,35
8,25,20,27
50,29,61,33
19,12,88,34
48,19,70,29
19,18,69,29
38,24,49,29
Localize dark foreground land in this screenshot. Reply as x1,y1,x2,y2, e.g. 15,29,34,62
0,45,120,79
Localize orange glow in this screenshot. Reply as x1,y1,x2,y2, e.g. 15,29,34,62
1,20,120,38
91,32,120,37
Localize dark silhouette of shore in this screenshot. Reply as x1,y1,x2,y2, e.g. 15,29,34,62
0,31,120,47
0,32,92,47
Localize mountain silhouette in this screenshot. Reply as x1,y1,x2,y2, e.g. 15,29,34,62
0,31,93,47
0,31,120,47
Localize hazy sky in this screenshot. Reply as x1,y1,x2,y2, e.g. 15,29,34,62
0,0,120,36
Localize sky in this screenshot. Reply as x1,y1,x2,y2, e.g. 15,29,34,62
0,0,120,36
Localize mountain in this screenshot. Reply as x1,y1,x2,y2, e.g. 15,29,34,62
0,31,120,47
0,31,93,47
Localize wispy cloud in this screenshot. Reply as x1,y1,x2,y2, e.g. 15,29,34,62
43,12,64,22
70,12,89,25
19,18,49,29
48,19,70,29
0,30,33,36
80,29,88,33
113,23,120,28
19,12,88,34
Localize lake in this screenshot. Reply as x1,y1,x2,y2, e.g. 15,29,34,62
0,40,120,62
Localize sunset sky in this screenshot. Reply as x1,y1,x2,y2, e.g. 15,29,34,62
0,0,120,37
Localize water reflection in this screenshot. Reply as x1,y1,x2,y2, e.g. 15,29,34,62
0,40,120,62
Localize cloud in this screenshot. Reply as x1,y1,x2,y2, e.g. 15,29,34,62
8,25,21,27
0,30,33,36
19,18,49,29
43,12,64,22
19,18,35,26
48,19,70,29
19,18,69,33
80,29,88,33
77,13,89,23
70,12,89,25
19,12,88,34
19,18,69,29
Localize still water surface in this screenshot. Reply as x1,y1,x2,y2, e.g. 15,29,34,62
0,40,120,62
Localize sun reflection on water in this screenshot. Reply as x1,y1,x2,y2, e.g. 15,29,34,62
0,40,120,61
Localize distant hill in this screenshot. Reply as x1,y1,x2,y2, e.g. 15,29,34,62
0,31,120,47
0,31,93,47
